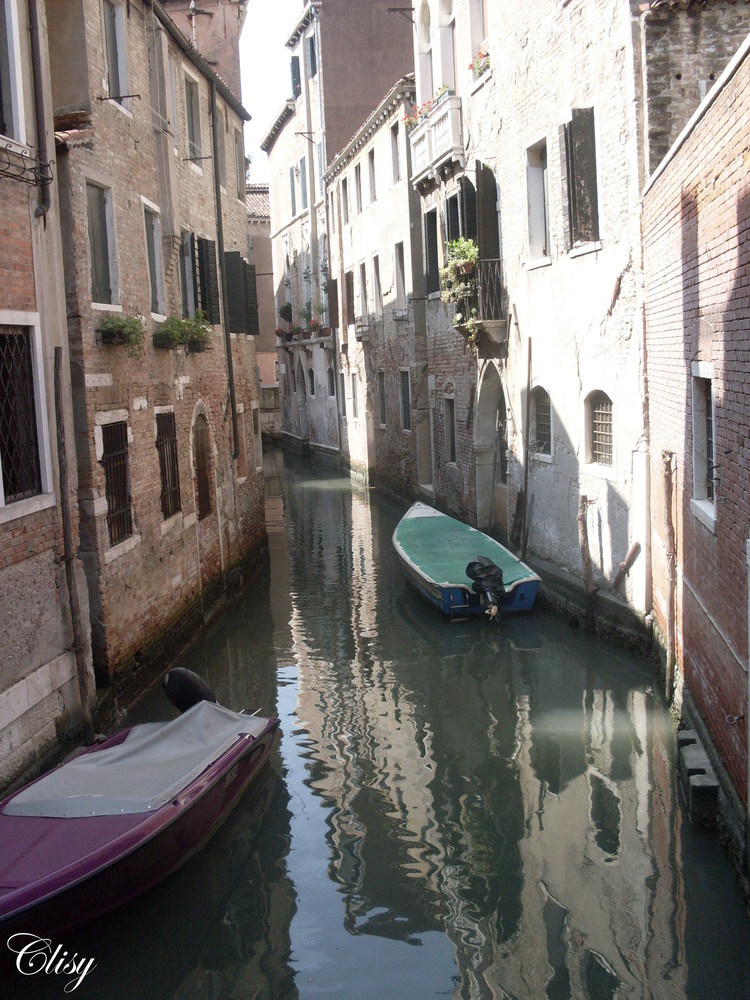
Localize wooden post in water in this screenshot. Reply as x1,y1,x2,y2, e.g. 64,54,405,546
54,347,95,743
577,494,596,632
663,450,676,702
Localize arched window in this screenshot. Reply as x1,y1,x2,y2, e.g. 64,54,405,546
586,391,613,466
327,366,336,397
297,361,305,396
193,412,212,520
307,367,315,396
531,386,551,456
417,1,433,103
290,363,296,393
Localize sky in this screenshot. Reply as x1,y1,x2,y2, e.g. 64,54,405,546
239,0,302,183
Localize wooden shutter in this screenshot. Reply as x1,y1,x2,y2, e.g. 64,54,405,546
564,107,599,245
245,262,259,336
196,237,220,323
424,211,439,294
446,195,460,243
291,56,301,99
328,277,339,330
460,177,477,243
225,251,244,332
476,161,500,260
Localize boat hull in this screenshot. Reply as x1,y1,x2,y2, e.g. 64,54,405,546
393,502,540,619
0,715,279,936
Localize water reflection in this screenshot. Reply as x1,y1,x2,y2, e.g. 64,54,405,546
6,453,749,1000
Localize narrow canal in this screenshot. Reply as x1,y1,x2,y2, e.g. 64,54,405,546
12,454,750,999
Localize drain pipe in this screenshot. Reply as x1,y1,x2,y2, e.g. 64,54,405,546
210,79,239,460
28,0,51,219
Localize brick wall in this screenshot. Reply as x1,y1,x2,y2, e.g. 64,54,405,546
643,36,750,806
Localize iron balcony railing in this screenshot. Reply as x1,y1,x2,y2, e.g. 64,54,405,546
476,259,505,321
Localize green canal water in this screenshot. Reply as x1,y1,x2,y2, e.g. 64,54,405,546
9,456,750,999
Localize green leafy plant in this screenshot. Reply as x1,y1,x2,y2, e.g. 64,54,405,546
279,302,293,324
97,314,145,358
299,301,314,325
314,302,327,317
454,306,480,357
153,310,212,352
440,237,479,304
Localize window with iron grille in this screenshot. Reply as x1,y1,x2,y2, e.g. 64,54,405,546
155,411,180,519
589,391,612,466
532,386,551,455
0,325,41,504
101,421,133,546
692,371,715,506
193,413,211,520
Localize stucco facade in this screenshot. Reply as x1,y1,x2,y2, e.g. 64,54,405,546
0,0,94,787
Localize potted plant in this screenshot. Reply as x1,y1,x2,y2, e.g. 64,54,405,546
453,307,480,358
440,237,479,305
97,314,144,358
299,301,313,327
153,310,212,353
290,324,304,340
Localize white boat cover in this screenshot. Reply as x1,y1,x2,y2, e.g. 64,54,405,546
3,701,270,818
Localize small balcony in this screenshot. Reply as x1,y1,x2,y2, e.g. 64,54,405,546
409,94,464,185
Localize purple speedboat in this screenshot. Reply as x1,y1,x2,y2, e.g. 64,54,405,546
0,676,279,937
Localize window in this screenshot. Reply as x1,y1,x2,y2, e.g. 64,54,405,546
339,372,346,415
103,0,128,106
691,364,716,525
216,106,226,188
378,370,386,426
0,320,52,512
372,255,382,316
351,373,359,419
290,55,301,99
469,0,487,56
562,107,599,247
87,182,116,305
180,230,196,318
400,369,411,431
587,391,612,466
168,51,178,148
143,204,165,315
341,178,349,224
307,367,315,396
328,276,339,331
531,386,552,455
196,237,220,323
359,262,368,319
368,148,376,203
234,128,245,199
391,123,400,183
289,165,297,216
329,191,336,233
193,413,211,520
355,163,362,214
0,0,25,142
345,270,355,327
299,156,308,210
317,141,324,198
527,139,549,259
445,397,456,463
424,209,439,294
290,364,296,393
395,242,406,309
306,35,317,77
148,20,168,129
327,366,335,397
185,75,201,161
155,411,180,519
101,420,132,546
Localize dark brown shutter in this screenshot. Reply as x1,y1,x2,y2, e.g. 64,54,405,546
197,238,220,323
225,251,244,332
460,177,477,243
564,108,599,244
328,277,339,330
476,161,500,260
245,262,259,336
291,56,301,99
424,210,439,294
446,195,460,243
345,271,355,326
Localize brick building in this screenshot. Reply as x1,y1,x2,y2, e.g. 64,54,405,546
248,184,282,438
261,0,414,460
0,0,94,787
47,0,264,692
642,30,750,867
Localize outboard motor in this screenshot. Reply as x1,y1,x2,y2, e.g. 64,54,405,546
465,556,505,619
163,667,218,713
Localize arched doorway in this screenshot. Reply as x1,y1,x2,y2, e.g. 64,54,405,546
474,363,508,532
